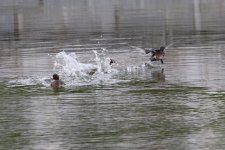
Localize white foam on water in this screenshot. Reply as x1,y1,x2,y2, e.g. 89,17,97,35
124,60,163,74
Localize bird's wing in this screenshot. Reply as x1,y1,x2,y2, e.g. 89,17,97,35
130,46,145,52
144,48,154,54
130,46,153,54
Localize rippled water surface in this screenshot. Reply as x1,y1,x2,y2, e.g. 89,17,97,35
1,0,225,149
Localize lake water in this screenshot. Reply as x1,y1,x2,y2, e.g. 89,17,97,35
1,0,225,149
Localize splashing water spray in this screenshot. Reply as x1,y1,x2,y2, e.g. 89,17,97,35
53,49,118,86
93,48,114,74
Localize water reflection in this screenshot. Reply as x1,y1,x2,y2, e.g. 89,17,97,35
151,68,165,82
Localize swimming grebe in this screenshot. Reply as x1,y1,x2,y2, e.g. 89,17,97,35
51,74,65,88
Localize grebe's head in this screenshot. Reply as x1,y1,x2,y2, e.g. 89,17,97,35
52,74,59,80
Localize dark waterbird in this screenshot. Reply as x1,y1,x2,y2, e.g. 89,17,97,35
51,74,65,88
145,46,165,64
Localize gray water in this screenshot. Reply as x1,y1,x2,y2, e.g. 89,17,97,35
1,0,225,149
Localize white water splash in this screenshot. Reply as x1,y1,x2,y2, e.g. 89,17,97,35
54,51,97,77
8,49,120,87
52,50,119,86
93,48,117,74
